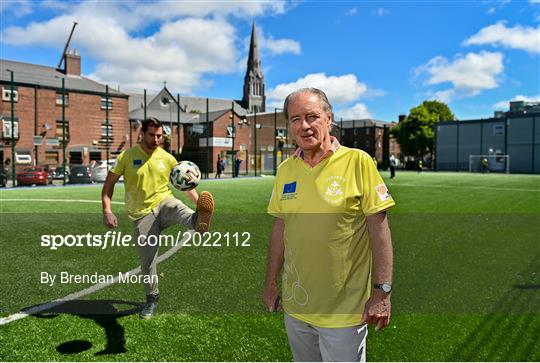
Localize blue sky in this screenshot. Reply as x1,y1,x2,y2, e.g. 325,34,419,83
1,0,539,121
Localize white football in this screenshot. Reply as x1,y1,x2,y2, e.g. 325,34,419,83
170,161,201,191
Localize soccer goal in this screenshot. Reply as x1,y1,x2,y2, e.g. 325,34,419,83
469,155,510,173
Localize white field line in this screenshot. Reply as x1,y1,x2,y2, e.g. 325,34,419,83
0,232,190,326
388,183,540,192
0,198,124,205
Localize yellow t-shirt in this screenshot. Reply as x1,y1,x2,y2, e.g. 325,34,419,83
267,146,395,328
111,145,177,220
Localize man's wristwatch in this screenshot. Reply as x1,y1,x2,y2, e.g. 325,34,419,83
374,283,392,293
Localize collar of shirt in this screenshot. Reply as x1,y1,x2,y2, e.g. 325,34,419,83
293,136,341,165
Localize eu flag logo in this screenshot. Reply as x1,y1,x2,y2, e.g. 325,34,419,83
133,159,142,167
283,181,297,194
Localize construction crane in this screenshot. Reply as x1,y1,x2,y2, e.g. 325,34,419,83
57,21,78,71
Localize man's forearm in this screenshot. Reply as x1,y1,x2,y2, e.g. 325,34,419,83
367,212,393,284
265,218,285,286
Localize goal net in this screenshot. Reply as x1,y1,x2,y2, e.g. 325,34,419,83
469,155,510,173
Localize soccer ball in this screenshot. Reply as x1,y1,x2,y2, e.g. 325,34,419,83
170,161,201,191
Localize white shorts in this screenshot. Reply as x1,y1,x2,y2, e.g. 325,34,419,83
285,313,368,362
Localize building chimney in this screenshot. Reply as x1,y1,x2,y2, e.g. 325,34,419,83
65,50,81,76
398,114,406,122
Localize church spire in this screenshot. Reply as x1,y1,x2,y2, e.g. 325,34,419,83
242,21,265,113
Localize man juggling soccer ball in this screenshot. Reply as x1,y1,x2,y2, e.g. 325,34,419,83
101,117,214,319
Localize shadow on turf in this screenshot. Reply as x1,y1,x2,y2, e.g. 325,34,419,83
31,299,142,356
450,252,540,361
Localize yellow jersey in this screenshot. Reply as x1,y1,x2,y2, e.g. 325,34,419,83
111,145,177,220
267,146,395,328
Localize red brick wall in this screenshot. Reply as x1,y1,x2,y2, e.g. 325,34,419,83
0,84,129,170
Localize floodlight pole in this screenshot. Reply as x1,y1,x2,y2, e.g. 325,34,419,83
253,110,257,176
105,85,110,166
143,89,147,120
9,70,15,187
177,93,181,156
206,98,209,179
62,77,67,186
231,101,235,175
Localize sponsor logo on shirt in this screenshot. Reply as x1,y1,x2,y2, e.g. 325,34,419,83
323,176,345,205
375,183,391,201
281,181,297,200
133,159,142,168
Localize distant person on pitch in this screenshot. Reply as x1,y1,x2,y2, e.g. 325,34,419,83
389,154,396,179
101,117,215,319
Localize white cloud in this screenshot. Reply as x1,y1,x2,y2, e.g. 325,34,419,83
1,1,291,93
257,28,301,55
336,103,372,119
376,8,390,16
463,21,540,53
494,94,540,109
415,51,504,102
487,7,496,14
267,73,368,106
0,0,33,17
345,7,358,16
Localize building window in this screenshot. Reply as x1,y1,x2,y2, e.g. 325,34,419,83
56,92,69,106
1,116,19,139
101,96,113,110
365,128,370,135
2,87,19,102
56,120,70,142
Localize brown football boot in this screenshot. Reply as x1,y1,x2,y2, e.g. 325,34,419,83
195,191,214,233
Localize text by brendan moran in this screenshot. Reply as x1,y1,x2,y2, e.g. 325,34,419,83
40,271,157,287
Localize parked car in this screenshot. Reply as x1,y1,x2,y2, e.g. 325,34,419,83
52,165,70,180
16,167,53,186
68,165,93,184
91,159,115,183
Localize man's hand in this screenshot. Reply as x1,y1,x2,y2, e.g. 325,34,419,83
103,212,118,228
361,290,391,331
263,282,281,312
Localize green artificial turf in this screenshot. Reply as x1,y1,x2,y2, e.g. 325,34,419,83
0,172,539,361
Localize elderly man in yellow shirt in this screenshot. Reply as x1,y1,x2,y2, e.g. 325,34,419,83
102,117,214,319
263,88,395,362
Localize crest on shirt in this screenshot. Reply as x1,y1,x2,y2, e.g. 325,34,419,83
323,176,345,205
375,183,391,201
156,159,167,172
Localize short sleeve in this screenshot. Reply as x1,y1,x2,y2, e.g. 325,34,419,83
359,152,395,216
110,151,126,176
267,174,282,218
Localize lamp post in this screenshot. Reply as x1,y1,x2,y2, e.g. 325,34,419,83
253,110,257,176
230,102,235,177
273,107,283,175
8,70,15,187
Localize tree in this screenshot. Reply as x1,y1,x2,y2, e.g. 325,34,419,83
391,100,456,160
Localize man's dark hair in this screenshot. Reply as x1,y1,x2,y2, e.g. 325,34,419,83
283,88,333,121
141,117,163,132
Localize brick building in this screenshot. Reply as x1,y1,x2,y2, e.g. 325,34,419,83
0,52,129,172
337,119,400,168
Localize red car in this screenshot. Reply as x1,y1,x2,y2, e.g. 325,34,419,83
16,167,53,186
